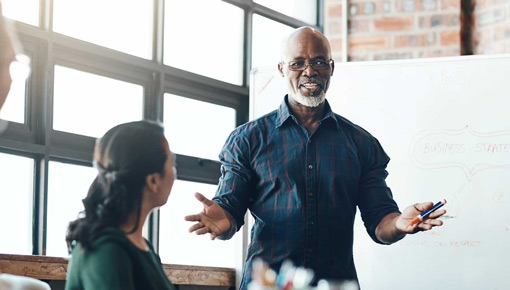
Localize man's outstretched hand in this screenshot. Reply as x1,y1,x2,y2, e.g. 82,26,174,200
184,192,231,240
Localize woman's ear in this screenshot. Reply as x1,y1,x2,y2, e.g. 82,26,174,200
145,173,160,193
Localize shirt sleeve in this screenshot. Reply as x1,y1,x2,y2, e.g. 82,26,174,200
357,135,401,244
81,242,135,290
213,129,255,231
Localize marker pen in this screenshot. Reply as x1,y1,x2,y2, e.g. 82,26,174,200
409,199,447,226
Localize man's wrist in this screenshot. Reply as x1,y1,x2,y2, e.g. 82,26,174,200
376,212,406,244
218,210,237,240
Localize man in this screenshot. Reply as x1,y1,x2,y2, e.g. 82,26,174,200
185,27,445,289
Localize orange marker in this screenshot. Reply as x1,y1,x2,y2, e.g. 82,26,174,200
409,199,447,226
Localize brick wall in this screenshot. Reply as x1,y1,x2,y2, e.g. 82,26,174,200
325,0,344,61
473,0,510,54
324,0,461,61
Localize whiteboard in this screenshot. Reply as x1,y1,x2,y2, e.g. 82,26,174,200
250,55,510,290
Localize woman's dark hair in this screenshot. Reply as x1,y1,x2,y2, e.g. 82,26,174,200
66,120,167,250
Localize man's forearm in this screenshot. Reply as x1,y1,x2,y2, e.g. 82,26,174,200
375,212,406,244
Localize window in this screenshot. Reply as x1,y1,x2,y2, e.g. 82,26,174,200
53,66,144,138
53,0,153,59
254,0,317,25
46,161,97,257
0,153,34,255
159,180,235,267
0,0,321,272
164,94,236,161
164,0,244,85
1,0,39,26
252,14,294,70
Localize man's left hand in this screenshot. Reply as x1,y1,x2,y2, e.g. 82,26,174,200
396,202,446,234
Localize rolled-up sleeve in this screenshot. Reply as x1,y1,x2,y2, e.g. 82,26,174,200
213,129,255,231
357,137,400,244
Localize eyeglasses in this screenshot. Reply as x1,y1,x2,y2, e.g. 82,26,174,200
280,59,334,71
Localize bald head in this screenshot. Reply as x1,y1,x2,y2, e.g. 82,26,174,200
281,27,332,62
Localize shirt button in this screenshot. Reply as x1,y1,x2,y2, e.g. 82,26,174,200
308,165,313,169
308,221,314,225
308,192,313,196
307,248,313,252
308,139,311,144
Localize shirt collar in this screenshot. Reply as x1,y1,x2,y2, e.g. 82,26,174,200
275,95,341,131
275,95,293,128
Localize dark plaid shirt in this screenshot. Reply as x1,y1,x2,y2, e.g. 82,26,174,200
213,96,400,289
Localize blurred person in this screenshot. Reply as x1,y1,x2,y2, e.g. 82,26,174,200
0,1,29,133
0,2,49,290
0,1,16,111
0,274,50,290
65,121,176,290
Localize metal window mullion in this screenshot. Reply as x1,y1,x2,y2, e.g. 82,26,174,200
342,0,349,62
143,71,161,121
174,154,221,185
153,0,164,64
149,209,160,254
151,0,166,250
163,74,247,109
38,21,57,255
243,8,253,88
317,0,324,31
32,154,49,255
33,20,54,255
221,0,252,10
39,0,52,31
144,68,164,254
253,3,319,29
32,156,40,255
145,0,164,124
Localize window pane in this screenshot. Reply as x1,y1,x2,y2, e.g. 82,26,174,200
46,161,97,257
254,0,316,25
0,55,30,123
164,94,236,161
159,180,235,267
164,0,244,85
252,14,294,70
53,0,153,59
0,153,34,255
1,0,39,26
53,66,143,137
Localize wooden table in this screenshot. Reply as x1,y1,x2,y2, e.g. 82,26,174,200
0,254,235,286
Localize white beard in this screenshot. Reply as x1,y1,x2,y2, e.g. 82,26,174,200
293,90,326,108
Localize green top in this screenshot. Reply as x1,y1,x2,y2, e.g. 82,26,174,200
65,227,176,290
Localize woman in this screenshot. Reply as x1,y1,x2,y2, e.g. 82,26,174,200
65,120,176,290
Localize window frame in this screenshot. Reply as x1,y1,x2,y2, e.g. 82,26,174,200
0,0,323,277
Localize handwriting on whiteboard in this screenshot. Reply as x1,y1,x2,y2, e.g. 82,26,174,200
400,240,481,247
410,126,510,181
